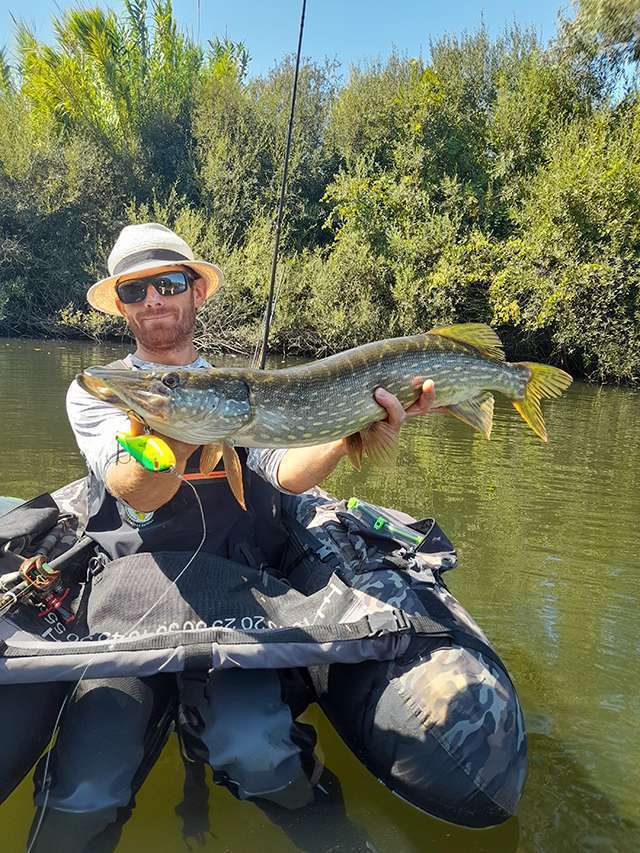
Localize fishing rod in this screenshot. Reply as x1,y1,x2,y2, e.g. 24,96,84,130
258,0,307,370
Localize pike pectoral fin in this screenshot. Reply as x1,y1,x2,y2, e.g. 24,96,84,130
200,442,224,474
360,424,398,469
443,392,494,440
222,442,246,510
346,433,363,470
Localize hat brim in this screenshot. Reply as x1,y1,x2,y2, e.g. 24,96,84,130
87,260,223,316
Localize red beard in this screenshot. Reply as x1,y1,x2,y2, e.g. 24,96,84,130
126,301,197,353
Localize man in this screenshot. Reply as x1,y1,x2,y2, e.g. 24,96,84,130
29,223,440,851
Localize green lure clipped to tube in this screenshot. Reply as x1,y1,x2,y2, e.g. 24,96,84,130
116,432,176,472
347,497,424,548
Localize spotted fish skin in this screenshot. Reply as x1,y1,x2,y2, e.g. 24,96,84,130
231,333,527,446
78,324,572,448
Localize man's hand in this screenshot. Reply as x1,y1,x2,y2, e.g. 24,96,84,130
277,379,442,493
106,415,200,512
371,378,443,443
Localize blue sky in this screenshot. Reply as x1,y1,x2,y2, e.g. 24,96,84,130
1,0,571,77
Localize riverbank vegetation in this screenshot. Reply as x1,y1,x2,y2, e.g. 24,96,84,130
1,0,639,381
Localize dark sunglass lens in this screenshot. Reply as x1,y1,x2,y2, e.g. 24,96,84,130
154,271,190,296
116,271,190,303
116,280,147,304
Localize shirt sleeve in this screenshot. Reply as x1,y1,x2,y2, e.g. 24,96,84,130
245,448,298,494
66,379,130,484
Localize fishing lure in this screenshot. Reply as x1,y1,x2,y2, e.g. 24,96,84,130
116,432,176,472
347,497,424,548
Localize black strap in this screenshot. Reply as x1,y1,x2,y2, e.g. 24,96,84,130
180,645,213,706
0,606,512,687
0,608,490,660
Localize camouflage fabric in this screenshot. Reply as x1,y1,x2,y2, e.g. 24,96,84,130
287,487,528,824
393,645,527,816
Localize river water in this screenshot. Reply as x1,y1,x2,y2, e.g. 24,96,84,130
0,338,638,853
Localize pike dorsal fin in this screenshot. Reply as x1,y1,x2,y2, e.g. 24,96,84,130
428,323,505,361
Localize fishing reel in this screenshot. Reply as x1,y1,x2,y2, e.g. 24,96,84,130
0,548,84,625
0,536,93,625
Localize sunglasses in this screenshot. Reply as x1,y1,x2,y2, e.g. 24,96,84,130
115,270,193,305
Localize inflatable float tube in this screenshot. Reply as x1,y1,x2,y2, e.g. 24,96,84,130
0,482,527,827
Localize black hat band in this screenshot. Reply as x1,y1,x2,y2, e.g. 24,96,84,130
112,249,191,277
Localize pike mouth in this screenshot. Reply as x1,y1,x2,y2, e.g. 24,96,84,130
77,369,171,421
77,370,122,405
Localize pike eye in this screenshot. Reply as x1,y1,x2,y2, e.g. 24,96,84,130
162,372,181,389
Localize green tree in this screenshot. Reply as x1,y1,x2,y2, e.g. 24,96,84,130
14,2,247,199
194,56,337,249
490,112,640,380
566,0,640,62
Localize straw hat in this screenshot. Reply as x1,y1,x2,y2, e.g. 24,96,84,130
87,223,223,315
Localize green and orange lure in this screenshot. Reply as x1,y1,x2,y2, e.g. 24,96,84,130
116,432,176,472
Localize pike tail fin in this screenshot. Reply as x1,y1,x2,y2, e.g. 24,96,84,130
512,363,572,442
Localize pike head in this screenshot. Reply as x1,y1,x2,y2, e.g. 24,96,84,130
77,367,253,443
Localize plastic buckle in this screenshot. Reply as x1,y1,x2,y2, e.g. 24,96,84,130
367,609,410,635
393,609,411,631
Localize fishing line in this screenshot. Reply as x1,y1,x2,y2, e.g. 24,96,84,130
27,474,207,852
104,475,207,643
26,689,71,853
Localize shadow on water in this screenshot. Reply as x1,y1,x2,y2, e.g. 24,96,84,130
520,732,638,853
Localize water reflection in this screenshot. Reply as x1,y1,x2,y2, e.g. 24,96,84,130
0,338,638,851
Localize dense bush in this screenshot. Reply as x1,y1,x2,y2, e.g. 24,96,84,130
0,0,639,382
489,111,640,380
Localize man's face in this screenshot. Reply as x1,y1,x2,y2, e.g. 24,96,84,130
114,265,207,353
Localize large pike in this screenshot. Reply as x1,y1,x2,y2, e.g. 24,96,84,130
78,324,572,507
